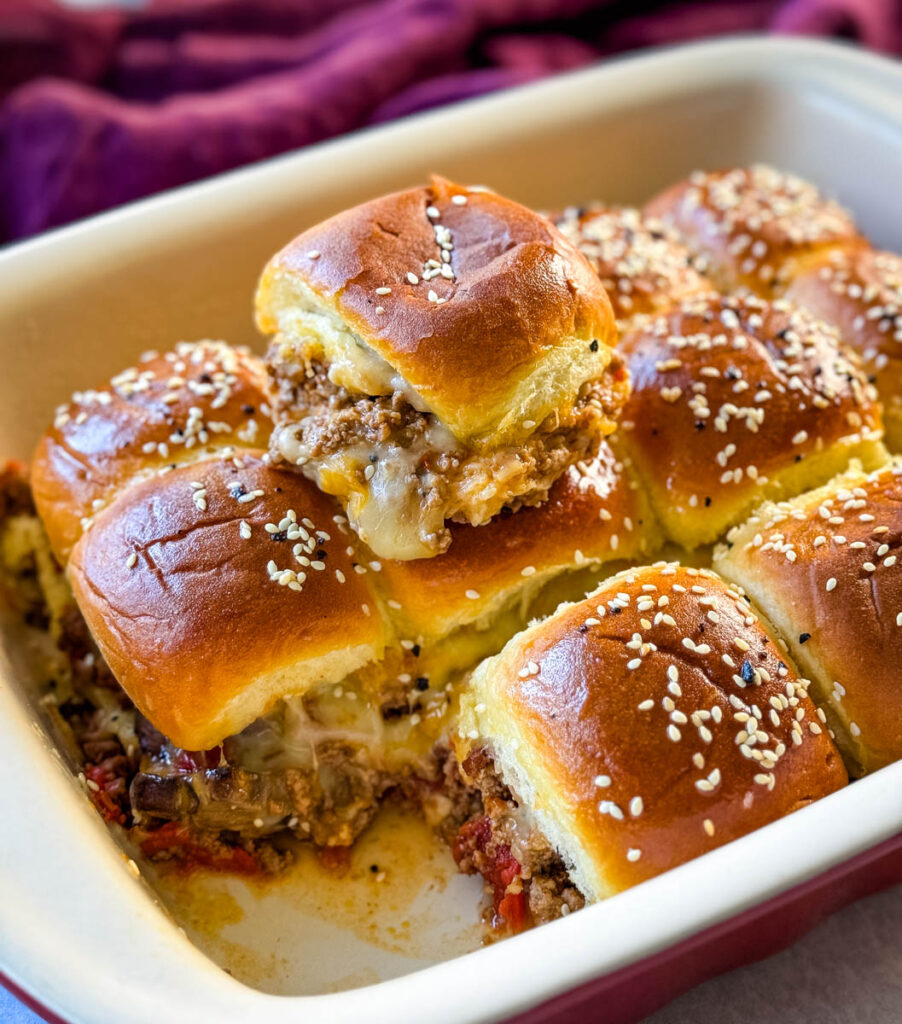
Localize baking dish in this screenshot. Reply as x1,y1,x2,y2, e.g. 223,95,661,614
1,34,902,1024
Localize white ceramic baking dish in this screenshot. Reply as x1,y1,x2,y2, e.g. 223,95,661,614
2,35,902,1024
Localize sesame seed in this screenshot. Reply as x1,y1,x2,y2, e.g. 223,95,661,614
306,250,321,260
465,589,480,600
126,552,138,569
703,819,715,837
594,775,612,788
451,194,468,205
375,286,392,295
667,724,681,742
826,577,837,591
626,848,642,862
598,800,624,820
629,797,644,817
407,272,419,285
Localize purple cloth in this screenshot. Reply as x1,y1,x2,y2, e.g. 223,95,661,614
0,0,899,241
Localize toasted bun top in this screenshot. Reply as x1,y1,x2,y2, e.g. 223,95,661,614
256,176,617,442
645,165,863,295
67,452,389,750
32,342,270,563
785,248,902,444
715,459,902,774
618,292,883,544
374,440,656,640
459,564,847,899
551,205,714,324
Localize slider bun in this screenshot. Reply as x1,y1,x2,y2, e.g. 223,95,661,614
459,564,847,900
619,292,886,548
32,342,270,563
375,439,657,641
257,175,617,444
645,165,864,296
715,459,902,775
551,205,715,325
67,452,389,751
785,248,902,452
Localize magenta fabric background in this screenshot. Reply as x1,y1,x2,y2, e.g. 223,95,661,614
0,0,900,243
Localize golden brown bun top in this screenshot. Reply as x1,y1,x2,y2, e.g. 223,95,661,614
461,564,847,897
67,451,388,751
551,205,714,324
256,176,617,441
716,460,902,774
644,165,864,295
374,439,655,639
785,248,902,371
31,342,270,563
619,292,882,516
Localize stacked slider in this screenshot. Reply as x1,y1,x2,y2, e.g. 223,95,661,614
259,175,629,561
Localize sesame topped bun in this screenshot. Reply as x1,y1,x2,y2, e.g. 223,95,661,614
259,176,617,444
259,176,627,560
456,564,846,909
645,165,864,296
67,452,389,751
32,341,270,563
551,204,714,328
716,458,902,775
618,292,885,548
785,248,902,452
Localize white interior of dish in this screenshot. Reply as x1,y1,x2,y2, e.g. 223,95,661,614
1,36,902,1024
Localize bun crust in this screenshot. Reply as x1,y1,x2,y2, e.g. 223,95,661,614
645,165,864,296
460,564,847,899
32,342,270,563
619,292,885,548
375,440,657,640
256,176,617,442
715,459,902,775
785,248,902,452
551,205,714,326
67,452,388,751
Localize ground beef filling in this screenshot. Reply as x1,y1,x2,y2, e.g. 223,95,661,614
452,747,585,931
269,358,628,532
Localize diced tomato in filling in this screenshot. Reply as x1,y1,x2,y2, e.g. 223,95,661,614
453,816,529,932
139,822,261,875
84,761,129,826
